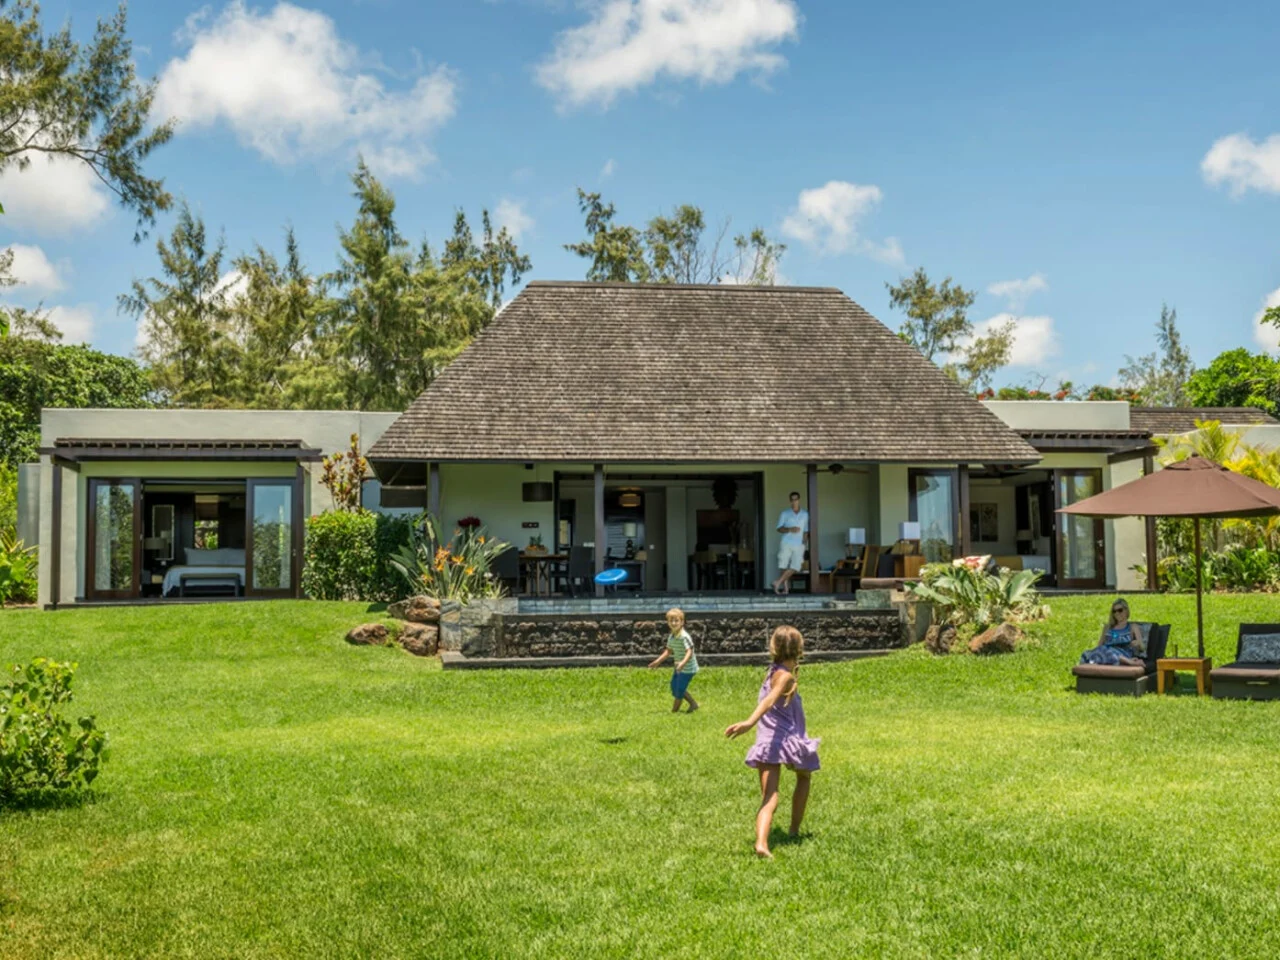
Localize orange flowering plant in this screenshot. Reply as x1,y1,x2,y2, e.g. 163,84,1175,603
389,514,510,602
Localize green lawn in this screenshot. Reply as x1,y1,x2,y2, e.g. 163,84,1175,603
3,595,1280,958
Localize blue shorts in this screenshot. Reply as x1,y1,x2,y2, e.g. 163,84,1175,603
670,670,696,699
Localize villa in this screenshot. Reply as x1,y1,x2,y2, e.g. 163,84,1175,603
23,282,1279,607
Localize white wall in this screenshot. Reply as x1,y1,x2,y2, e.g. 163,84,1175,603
983,400,1131,431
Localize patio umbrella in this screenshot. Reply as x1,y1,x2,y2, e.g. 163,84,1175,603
1058,455,1280,658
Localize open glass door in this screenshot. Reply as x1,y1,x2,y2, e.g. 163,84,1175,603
909,468,958,563
1055,469,1106,588
87,479,141,600
246,479,298,597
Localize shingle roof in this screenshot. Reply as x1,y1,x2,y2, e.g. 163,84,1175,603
368,282,1041,464
1130,407,1278,435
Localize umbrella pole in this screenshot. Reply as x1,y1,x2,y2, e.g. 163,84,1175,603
1194,517,1205,659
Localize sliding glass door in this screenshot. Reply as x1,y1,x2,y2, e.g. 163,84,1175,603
246,479,299,597
908,468,958,563
86,479,141,600
1055,469,1106,588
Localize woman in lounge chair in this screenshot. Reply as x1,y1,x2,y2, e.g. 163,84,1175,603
1078,598,1146,667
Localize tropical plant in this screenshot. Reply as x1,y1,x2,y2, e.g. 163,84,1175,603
389,515,510,603
907,560,1047,629
0,528,36,605
0,659,107,803
319,433,369,513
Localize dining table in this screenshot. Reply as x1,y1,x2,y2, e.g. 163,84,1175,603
518,552,567,596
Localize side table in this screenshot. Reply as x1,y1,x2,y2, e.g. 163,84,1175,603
1156,657,1213,696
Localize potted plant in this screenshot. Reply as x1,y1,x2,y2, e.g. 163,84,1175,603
527,534,546,554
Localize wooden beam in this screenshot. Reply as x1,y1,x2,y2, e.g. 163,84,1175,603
50,461,62,609
427,462,441,519
1143,454,1158,591
806,463,820,591
594,463,606,597
957,464,971,558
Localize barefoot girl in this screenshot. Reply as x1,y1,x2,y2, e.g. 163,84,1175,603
724,625,819,858
649,607,700,713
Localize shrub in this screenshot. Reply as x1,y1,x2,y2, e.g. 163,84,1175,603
302,510,416,601
319,434,369,513
0,659,107,804
0,529,37,606
907,560,1047,629
390,514,510,602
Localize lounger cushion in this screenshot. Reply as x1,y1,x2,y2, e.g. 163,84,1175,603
1239,634,1280,663
1071,663,1148,679
1210,662,1280,682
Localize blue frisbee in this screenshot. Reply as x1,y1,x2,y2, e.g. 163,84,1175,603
594,568,628,585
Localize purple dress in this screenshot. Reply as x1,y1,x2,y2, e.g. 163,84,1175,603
744,664,821,772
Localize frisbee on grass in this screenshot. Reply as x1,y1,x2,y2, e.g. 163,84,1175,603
593,568,628,585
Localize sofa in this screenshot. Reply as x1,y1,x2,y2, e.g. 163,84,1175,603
1071,622,1170,696
1210,625,1280,701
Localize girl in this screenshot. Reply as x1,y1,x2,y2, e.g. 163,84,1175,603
1079,598,1146,666
649,608,700,713
725,625,820,858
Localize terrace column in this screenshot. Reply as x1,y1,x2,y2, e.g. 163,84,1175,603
1143,454,1158,591
50,460,62,609
594,463,605,597
427,462,440,519
806,463,821,591
957,464,971,558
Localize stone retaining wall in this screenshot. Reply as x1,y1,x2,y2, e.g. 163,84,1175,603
493,609,905,659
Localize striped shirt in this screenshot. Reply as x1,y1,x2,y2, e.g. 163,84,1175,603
667,629,699,674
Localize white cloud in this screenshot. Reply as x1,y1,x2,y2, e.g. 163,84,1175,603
46,304,95,344
1253,286,1280,353
156,2,458,177
600,158,616,178
987,273,1047,311
970,313,1059,367
0,155,111,234
494,198,534,240
780,180,903,263
537,0,800,110
1202,133,1280,196
4,244,65,292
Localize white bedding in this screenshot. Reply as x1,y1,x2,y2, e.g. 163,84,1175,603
163,565,245,595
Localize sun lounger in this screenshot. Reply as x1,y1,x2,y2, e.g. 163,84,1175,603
1210,625,1280,701
1071,622,1170,696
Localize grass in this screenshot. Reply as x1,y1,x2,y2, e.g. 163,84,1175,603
3,594,1280,958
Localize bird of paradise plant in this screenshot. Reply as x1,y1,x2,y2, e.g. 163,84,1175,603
389,514,510,602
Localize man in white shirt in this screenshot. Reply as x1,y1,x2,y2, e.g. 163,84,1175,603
772,491,809,595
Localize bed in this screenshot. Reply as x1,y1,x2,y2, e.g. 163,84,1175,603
163,548,246,598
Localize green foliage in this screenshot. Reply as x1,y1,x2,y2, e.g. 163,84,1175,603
119,204,237,406
888,267,1011,389
0,460,15,531
1117,304,1195,406
1185,347,1280,416
975,381,1145,402
389,515,510,602
0,0,174,239
441,208,531,308
565,189,785,284
301,510,415,602
0,334,152,466
0,528,36,605
0,658,106,804
907,560,1047,628
1152,547,1280,593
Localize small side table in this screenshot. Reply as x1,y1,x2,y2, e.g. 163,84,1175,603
1157,657,1213,696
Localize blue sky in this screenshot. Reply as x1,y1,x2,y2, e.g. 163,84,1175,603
4,0,1280,389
